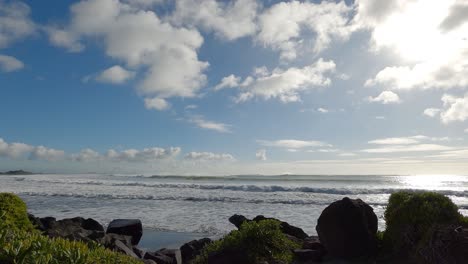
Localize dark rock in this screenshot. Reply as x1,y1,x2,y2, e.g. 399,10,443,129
28,213,44,230
316,197,378,259
253,215,308,239
106,219,143,245
293,249,323,262
207,249,247,264
417,225,468,264
144,251,175,264
180,238,212,264
40,216,105,242
157,248,182,264
228,214,249,228
133,246,146,259
114,240,139,258
100,233,134,250
143,260,157,264
302,236,325,252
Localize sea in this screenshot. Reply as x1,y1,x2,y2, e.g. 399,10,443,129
1,174,467,236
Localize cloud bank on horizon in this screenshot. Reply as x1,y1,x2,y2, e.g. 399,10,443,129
1,0,468,175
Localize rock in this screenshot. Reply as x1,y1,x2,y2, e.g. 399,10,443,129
228,214,249,228
28,213,44,230
417,225,468,264
293,249,323,262
180,238,212,264
253,215,308,239
100,233,134,250
39,216,105,242
143,260,157,264
133,246,146,259
316,197,377,259
144,251,175,264
157,248,182,264
114,240,139,258
302,236,325,252
106,219,143,245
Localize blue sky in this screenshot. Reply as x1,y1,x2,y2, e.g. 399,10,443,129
1,0,468,175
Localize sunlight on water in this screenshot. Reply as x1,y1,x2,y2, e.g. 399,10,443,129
399,174,467,189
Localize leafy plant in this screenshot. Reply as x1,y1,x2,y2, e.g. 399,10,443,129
193,219,300,264
0,193,34,232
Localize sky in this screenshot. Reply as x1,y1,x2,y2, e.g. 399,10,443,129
1,0,468,175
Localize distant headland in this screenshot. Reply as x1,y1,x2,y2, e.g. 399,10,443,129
0,170,34,175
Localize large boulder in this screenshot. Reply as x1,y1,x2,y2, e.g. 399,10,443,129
180,238,212,264
106,219,143,245
228,214,249,229
316,197,377,259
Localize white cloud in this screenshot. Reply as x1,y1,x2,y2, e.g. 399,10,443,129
440,93,468,124
423,108,441,118
317,107,329,113
375,116,385,120
29,146,65,161
214,74,241,90
367,91,401,104
257,0,353,60
232,58,336,103
171,0,258,41
0,1,35,48
45,27,84,52
70,148,101,162
0,54,23,72
188,115,232,133
362,144,453,153
106,147,181,162
122,0,164,8
144,97,170,111
465,128,468,133
258,139,331,149
184,151,235,161
256,149,267,161
47,0,208,105
339,152,357,157
96,65,135,84
369,137,420,145
360,0,468,91
184,104,198,110
0,138,33,158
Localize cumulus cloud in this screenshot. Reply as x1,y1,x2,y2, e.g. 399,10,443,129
46,0,208,107
256,149,267,161
29,146,66,161
106,147,181,162
0,0,35,48
257,0,353,60
440,93,468,124
317,107,329,113
221,58,336,103
144,97,170,111
0,54,24,72
96,65,135,84
70,148,101,162
214,74,241,90
171,0,258,41
187,115,232,133
45,26,84,52
258,139,331,149
423,108,441,118
0,138,33,158
367,91,401,104
184,151,235,161
360,0,468,91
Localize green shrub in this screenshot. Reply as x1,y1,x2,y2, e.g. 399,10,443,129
0,193,142,264
383,191,462,255
193,219,300,264
0,193,34,232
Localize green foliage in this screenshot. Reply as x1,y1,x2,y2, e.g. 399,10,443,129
0,193,34,232
0,193,142,264
193,219,300,264
383,191,462,255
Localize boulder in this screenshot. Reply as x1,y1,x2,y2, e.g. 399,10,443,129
228,214,249,228
417,225,468,264
100,233,134,250
39,216,105,242
180,238,212,264
106,219,143,245
144,251,175,264
207,249,247,264
293,249,323,262
114,240,139,259
302,236,325,252
316,197,377,259
157,248,182,264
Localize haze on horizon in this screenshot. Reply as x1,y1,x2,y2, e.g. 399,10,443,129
1,0,468,176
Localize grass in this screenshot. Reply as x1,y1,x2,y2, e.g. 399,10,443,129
193,219,300,264
0,192,142,264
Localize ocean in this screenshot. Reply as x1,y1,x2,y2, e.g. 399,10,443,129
1,174,467,236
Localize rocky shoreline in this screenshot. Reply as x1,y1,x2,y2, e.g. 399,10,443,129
21,194,468,263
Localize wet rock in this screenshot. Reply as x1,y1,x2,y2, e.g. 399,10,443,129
228,214,249,228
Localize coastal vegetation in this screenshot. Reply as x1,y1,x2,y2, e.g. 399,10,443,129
0,191,467,263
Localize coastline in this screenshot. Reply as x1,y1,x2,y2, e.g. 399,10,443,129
139,229,216,250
